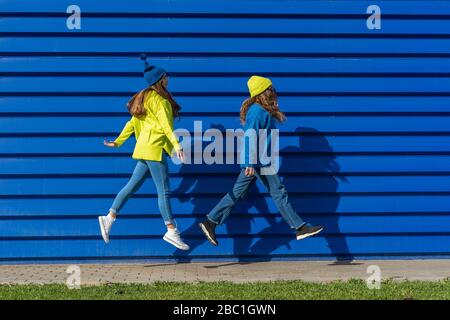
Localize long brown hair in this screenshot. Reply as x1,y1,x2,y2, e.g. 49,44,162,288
127,75,181,118
240,86,286,125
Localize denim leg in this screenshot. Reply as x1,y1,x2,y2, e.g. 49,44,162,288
207,169,256,225
110,160,149,214
256,171,305,230
147,155,176,226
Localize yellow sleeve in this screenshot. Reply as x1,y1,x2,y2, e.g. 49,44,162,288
155,99,182,151
113,118,135,147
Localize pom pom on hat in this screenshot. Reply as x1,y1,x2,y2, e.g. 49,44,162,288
139,53,166,86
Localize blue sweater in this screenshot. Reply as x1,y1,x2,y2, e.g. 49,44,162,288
241,104,277,168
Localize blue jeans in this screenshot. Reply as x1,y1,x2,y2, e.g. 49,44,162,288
207,169,306,230
110,155,175,225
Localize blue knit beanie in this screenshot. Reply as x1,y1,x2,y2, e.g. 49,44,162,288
140,54,166,86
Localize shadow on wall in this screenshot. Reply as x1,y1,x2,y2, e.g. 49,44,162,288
280,127,353,263
171,125,353,262
171,124,273,262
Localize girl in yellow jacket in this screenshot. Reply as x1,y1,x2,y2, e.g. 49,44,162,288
98,54,189,250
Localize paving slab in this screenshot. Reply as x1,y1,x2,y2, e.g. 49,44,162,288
0,260,449,285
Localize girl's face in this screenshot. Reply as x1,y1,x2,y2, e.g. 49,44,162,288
257,86,279,109
161,75,169,88
263,86,278,105
267,86,277,98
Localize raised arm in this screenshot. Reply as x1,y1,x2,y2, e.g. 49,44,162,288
112,118,135,147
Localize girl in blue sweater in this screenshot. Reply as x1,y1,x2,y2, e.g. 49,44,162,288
199,76,324,246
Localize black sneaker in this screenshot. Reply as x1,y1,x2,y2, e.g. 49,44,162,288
296,224,324,240
199,219,218,246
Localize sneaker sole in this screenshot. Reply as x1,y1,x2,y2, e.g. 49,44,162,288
163,235,190,251
296,227,324,240
199,223,218,246
98,217,110,244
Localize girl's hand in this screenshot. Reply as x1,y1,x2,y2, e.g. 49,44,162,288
245,167,255,177
103,140,117,148
176,149,185,163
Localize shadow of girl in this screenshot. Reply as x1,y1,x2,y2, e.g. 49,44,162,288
250,127,354,262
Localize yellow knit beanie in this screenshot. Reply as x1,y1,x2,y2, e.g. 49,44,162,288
247,75,273,98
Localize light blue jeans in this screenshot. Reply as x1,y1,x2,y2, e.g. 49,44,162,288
207,168,306,230
110,155,175,225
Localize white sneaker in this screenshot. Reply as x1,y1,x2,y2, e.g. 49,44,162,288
163,229,190,250
98,215,114,244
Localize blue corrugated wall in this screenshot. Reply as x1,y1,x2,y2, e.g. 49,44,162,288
1,0,450,263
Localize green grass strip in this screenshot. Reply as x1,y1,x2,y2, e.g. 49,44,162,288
1,279,450,300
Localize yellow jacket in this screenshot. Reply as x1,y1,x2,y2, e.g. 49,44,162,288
114,90,181,161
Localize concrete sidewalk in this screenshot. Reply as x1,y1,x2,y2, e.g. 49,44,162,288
0,260,449,285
